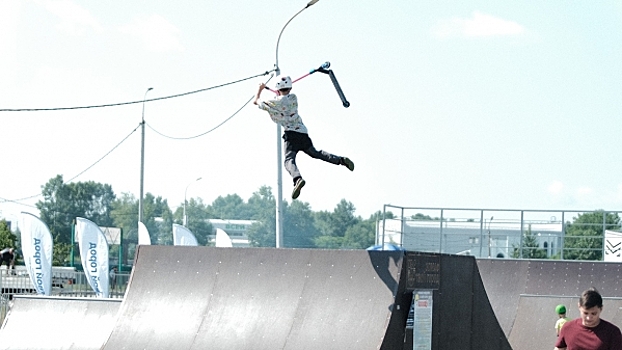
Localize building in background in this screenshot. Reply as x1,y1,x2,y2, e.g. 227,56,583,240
377,211,564,258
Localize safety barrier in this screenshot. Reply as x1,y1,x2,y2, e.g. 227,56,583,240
378,205,622,260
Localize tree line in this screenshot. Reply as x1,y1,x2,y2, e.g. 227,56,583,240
510,210,621,261
7,175,385,266
2,175,616,266
407,211,621,261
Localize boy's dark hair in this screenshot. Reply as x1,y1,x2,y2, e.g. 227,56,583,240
579,288,603,309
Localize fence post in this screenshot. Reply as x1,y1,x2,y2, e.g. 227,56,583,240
561,212,565,260
479,211,484,257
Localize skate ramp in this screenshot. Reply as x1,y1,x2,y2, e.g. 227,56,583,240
101,246,410,350
477,259,622,350
0,295,121,350
420,253,511,350
101,247,511,350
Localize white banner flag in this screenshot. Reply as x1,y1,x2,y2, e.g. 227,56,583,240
215,228,233,247
604,230,622,262
19,212,53,295
173,224,198,246
138,221,151,245
76,217,109,297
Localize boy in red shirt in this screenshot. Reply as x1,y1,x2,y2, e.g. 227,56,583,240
555,288,622,350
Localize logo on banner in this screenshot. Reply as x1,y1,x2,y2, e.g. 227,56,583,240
32,237,45,294
88,242,102,294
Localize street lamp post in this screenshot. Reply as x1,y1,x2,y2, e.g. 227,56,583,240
184,177,203,226
138,87,153,224
487,216,494,258
274,0,320,248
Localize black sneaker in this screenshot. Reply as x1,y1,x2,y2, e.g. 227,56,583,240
341,157,354,171
292,178,306,199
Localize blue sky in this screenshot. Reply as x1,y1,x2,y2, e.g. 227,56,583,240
1,0,622,223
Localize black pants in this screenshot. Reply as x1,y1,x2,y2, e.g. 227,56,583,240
0,257,14,269
283,131,342,184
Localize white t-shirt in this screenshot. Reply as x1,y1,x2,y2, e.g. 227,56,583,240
257,93,308,134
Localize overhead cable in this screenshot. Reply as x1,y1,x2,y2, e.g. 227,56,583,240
0,70,273,112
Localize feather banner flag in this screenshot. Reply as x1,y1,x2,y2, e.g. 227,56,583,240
172,224,198,246
215,228,233,247
138,221,151,245
76,217,109,297
20,212,53,295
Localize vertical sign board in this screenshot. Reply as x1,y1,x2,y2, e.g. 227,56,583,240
413,290,433,350
406,253,440,350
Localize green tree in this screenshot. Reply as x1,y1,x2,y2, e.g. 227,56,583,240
313,200,360,248
313,211,334,238
37,176,115,242
511,225,547,259
246,220,275,247
412,213,438,221
52,240,71,266
244,186,319,248
563,211,620,261
342,220,375,249
142,193,174,245
331,200,358,236
173,197,213,246
37,175,115,265
110,192,140,266
245,187,276,247
0,219,17,250
109,192,175,265
284,201,318,248
246,186,274,220
209,194,250,219
110,192,139,243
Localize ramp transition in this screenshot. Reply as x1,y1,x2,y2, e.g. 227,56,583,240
478,259,622,350
0,295,121,350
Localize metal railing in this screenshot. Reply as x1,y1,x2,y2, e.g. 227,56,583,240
378,205,622,260
0,267,130,324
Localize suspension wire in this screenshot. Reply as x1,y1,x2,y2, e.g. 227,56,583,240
147,74,275,140
0,71,276,207
0,70,273,112
0,197,38,209
64,123,141,183
147,96,253,140
2,123,140,204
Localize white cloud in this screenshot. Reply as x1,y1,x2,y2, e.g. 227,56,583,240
548,181,564,195
433,11,525,39
39,0,103,35
118,14,184,53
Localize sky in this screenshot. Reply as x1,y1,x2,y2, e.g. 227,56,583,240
1,0,622,225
